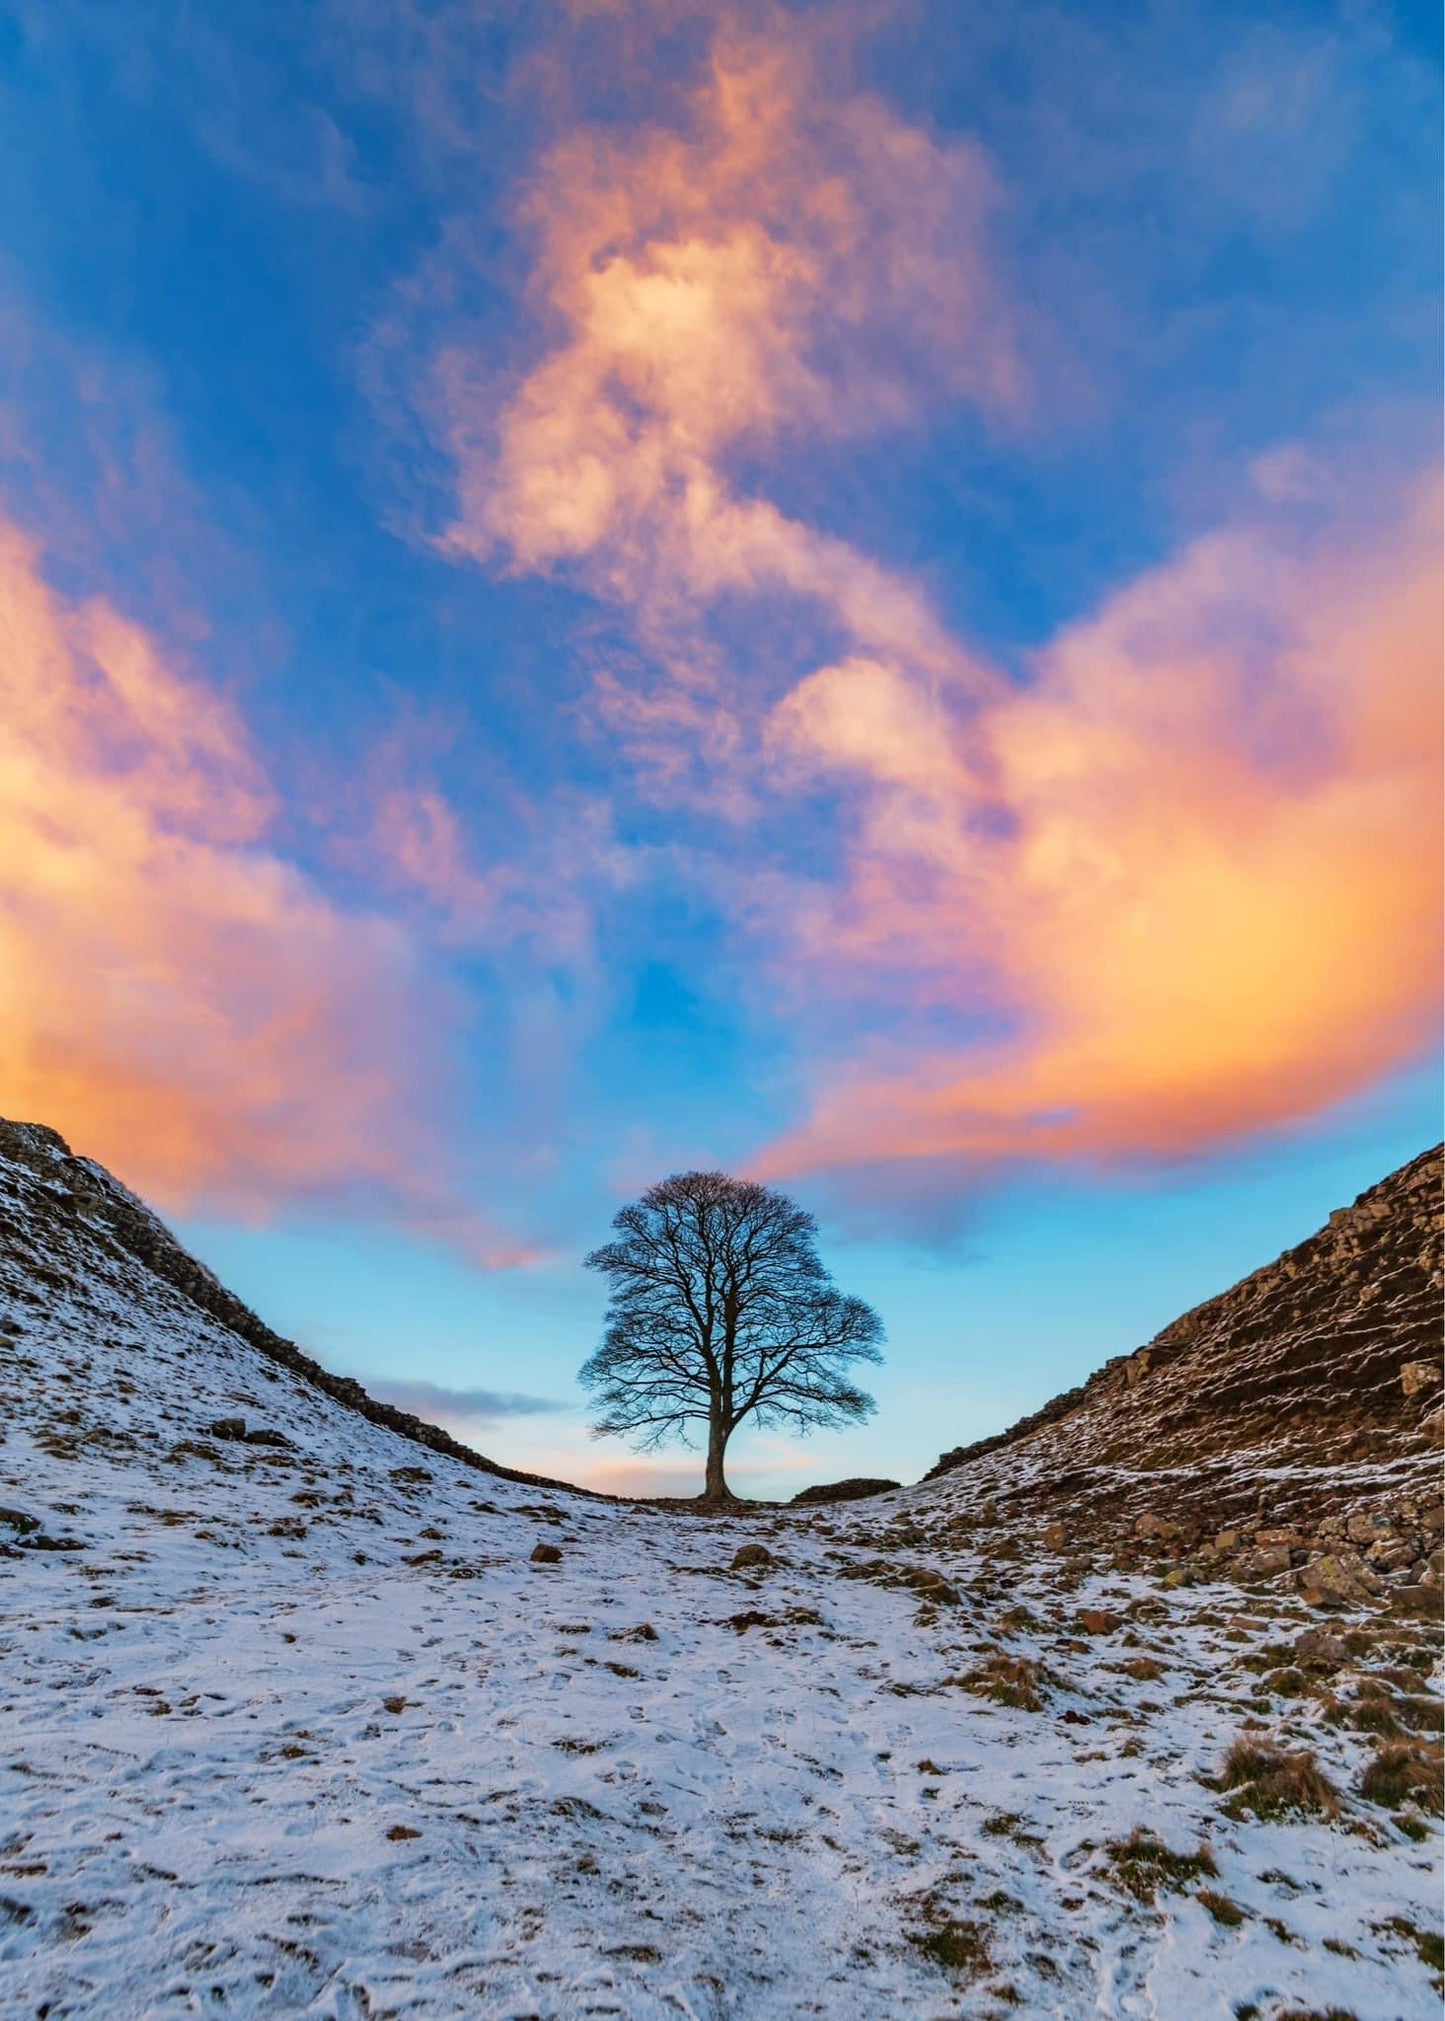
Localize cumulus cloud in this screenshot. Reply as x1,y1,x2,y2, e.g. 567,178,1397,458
431,5,1010,783
0,519,529,1260
408,3,1440,1186
762,470,1443,1174
364,1378,567,1420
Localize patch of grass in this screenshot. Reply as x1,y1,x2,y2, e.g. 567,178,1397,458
1101,1826,1217,1903
1262,1667,1310,1699
1198,1888,1246,1927
911,1917,991,1977
954,1653,1049,1712
1116,1655,1166,1681
1374,1915,1444,1975
1395,1694,1444,1735
1217,1739,1339,1821
1358,1740,1443,1813
980,1812,1044,1847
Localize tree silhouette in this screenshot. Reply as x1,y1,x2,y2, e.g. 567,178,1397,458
579,1171,884,1502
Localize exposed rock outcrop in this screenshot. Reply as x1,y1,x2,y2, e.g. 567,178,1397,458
926,1145,1444,1608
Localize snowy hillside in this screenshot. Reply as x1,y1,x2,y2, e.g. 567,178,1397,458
1,1121,1441,2020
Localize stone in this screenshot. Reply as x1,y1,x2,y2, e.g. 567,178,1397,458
1400,1360,1437,1397
1077,1608,1121,1636
731,1543,773,1571
0,1507,40,1534
1293,1628,1350,1666
530,1542,563,1565
1241,1545,1292,1580
1042,1522,1068,1551
1214,1528,1244,1552
209,1417,246,1440
1391,1585,1442,1618
243,1427,291,1448
1134,1513,1179,1541
1295,1551,1380,1609
1345,1511,1384,1545
1255,1527,1304,1549
1364,1538,1415,1572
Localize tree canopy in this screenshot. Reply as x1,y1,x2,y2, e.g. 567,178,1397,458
579,1170,884,1502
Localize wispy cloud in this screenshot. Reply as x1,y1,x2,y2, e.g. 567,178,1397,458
364,1378,567,1420
426,6,1012,792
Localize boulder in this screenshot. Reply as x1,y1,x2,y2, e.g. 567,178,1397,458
530,1542,563,1565
731,1543,774,1571
1295,1551,1379,1610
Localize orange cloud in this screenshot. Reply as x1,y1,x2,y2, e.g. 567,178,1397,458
437,9,1010,738
0,519,526,1258
763,471,1443,1172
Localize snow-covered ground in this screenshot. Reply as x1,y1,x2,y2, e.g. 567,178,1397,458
1,1166,1441,2019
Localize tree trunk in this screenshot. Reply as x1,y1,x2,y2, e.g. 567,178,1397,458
703,1410,731,1503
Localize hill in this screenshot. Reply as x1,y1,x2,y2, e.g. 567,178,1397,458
926,1146,1443,1610
1,1118,1440,2020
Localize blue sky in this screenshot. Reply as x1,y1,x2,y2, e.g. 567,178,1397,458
1,0,1439,1495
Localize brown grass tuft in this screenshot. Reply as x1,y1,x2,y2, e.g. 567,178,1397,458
1101,1826,1217,1903
1358,1740,1443,1814
1218,1739,1338,1821
953,1653,1049,1712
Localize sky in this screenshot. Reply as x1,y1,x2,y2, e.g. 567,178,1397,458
0,0,1439,1497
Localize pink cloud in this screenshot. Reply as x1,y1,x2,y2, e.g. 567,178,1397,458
429,6,1010,787
0,518,530,1261
761,470,1443,1174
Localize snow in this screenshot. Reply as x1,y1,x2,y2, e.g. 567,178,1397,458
0,1152,1440,2019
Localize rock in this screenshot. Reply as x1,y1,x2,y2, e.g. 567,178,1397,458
1042,1521,1068,1550
731,1543,774,1571
1240,1546,1292,1580
1214,1528,1244,1552
243,1427,291,1448
530,1542,563,1565
1255,1527,1304,1549
1400,1360,1437,1397
1134,1513,1179,1541
1364,1537,1415,1572
0,1507,40,1534
1295,1551,1380,1610
1389,1585,1440,1619
1077,1608,1121,1636
1293,1628,1350,1667
1345,1511,1384,1545
209,1417,246,1440
21,1533,85,1552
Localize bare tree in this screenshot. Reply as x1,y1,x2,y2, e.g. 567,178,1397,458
579,1171,884,1503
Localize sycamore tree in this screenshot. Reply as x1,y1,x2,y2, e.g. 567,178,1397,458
579,1170,884,1503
